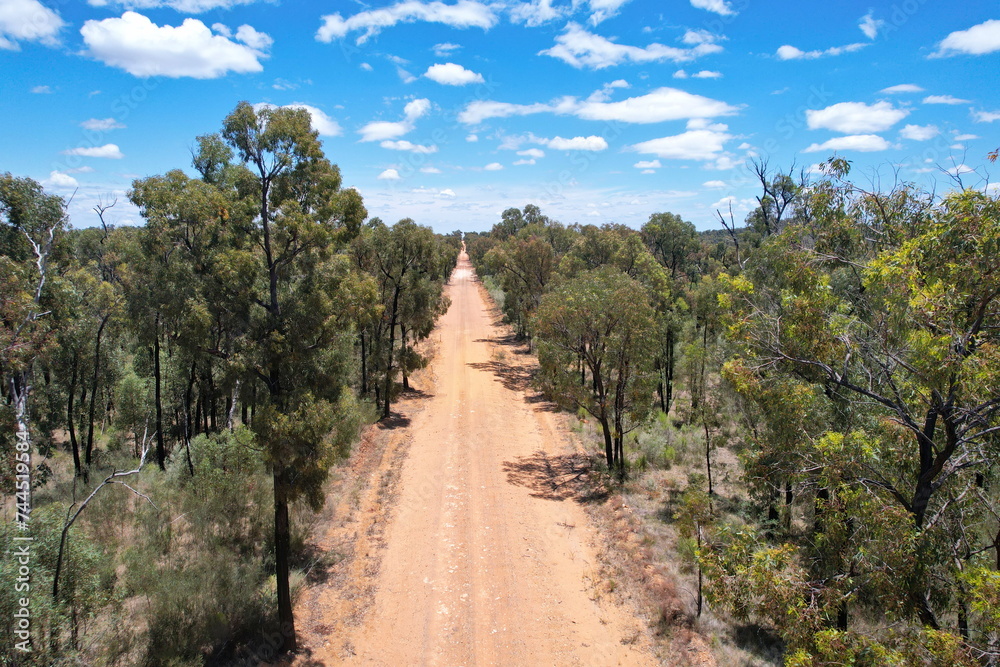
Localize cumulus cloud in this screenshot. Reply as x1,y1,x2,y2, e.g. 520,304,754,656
380,140,438,153
81,118,126,131
378,168,401,180
90,0,259,11
465,133,478,142
508,0,567,26
0,0,65,50
45,170,79,188
424,62,484,85
359,98,431,141
803,134,891,153
629,124,732,161
972,109,1000,123
459,86,737,125
692,70,722,78
546,135,608,150
806,101,908,133
703,179,726,187
432,41,460,56
483,162,503,171
923,94,970,105
316,0,498,45
586,0,631,24
932,19,1000,57
540,22,722,69
518,148,545,158
62,144,125,159
690,0,734,16
513,158,536,165
634,159,661,168
881,83,924,94
776,42,866,60
81,12,270,78
900,124,939,141
859,12,884,39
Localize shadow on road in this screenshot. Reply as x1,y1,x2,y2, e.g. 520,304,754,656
502,450,608,504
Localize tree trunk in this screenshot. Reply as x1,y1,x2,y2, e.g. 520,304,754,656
703,419,714,496
85,314,110,473
273,470,296,653
360,331,368,395
153,313,166,470
599,416,615,470
68,351,81,477
382,284,401,420
401,324,410,391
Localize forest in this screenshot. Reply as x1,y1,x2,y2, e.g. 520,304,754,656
0,102,458,664
2,98,1000,665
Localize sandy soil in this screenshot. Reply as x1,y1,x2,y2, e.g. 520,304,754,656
293,251,657,666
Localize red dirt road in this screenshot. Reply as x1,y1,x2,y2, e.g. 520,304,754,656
297,251,656,666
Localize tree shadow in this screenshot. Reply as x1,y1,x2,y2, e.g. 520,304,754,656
377,412,411,430
467,360,533,393
502,450,608,504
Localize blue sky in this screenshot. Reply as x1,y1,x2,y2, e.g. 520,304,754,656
1,0,998,233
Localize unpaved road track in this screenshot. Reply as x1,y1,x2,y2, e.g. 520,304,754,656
298,251,656,666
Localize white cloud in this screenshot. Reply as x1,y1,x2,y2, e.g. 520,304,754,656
518,148,545,158
359,98,431,141
360,62,373,71
546,135,608,151
634,159,661,168
586,0,631,24
380,140,438,153
629,126,732,161
377,168,401,180
30,85,52,94
484,162,503,171
954,133,979,141
673,69,688,79
923,94,970,105
432,42,461,57
540,22,722,69
807,101,908,133
972,109,1000,123
81,12,269,78
81,118,126,131
508,0,566,26
420,166,442,173
234,24,272,50
316,1,498,45
881,83,924,94
0,0,65,50
900,124,939,141
690,0,734,16
692,70,722,78
640,169,655,174
932,19,1000,57
439,188,456,197
776,42,866,60
424,62,484,85
253,103,341,136
513,158,536,165
45,170,79,188
703,179,726,187
859,12,884,40
459,86,737,125
803,134,891,153
62,144,125,159
465,133,478,142
91,0,260,11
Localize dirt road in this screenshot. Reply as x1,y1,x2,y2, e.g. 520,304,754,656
297,251,656,666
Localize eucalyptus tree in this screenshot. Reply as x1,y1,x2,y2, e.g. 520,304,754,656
533,267,658,475
712,162,1000,656
134,101,372,652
